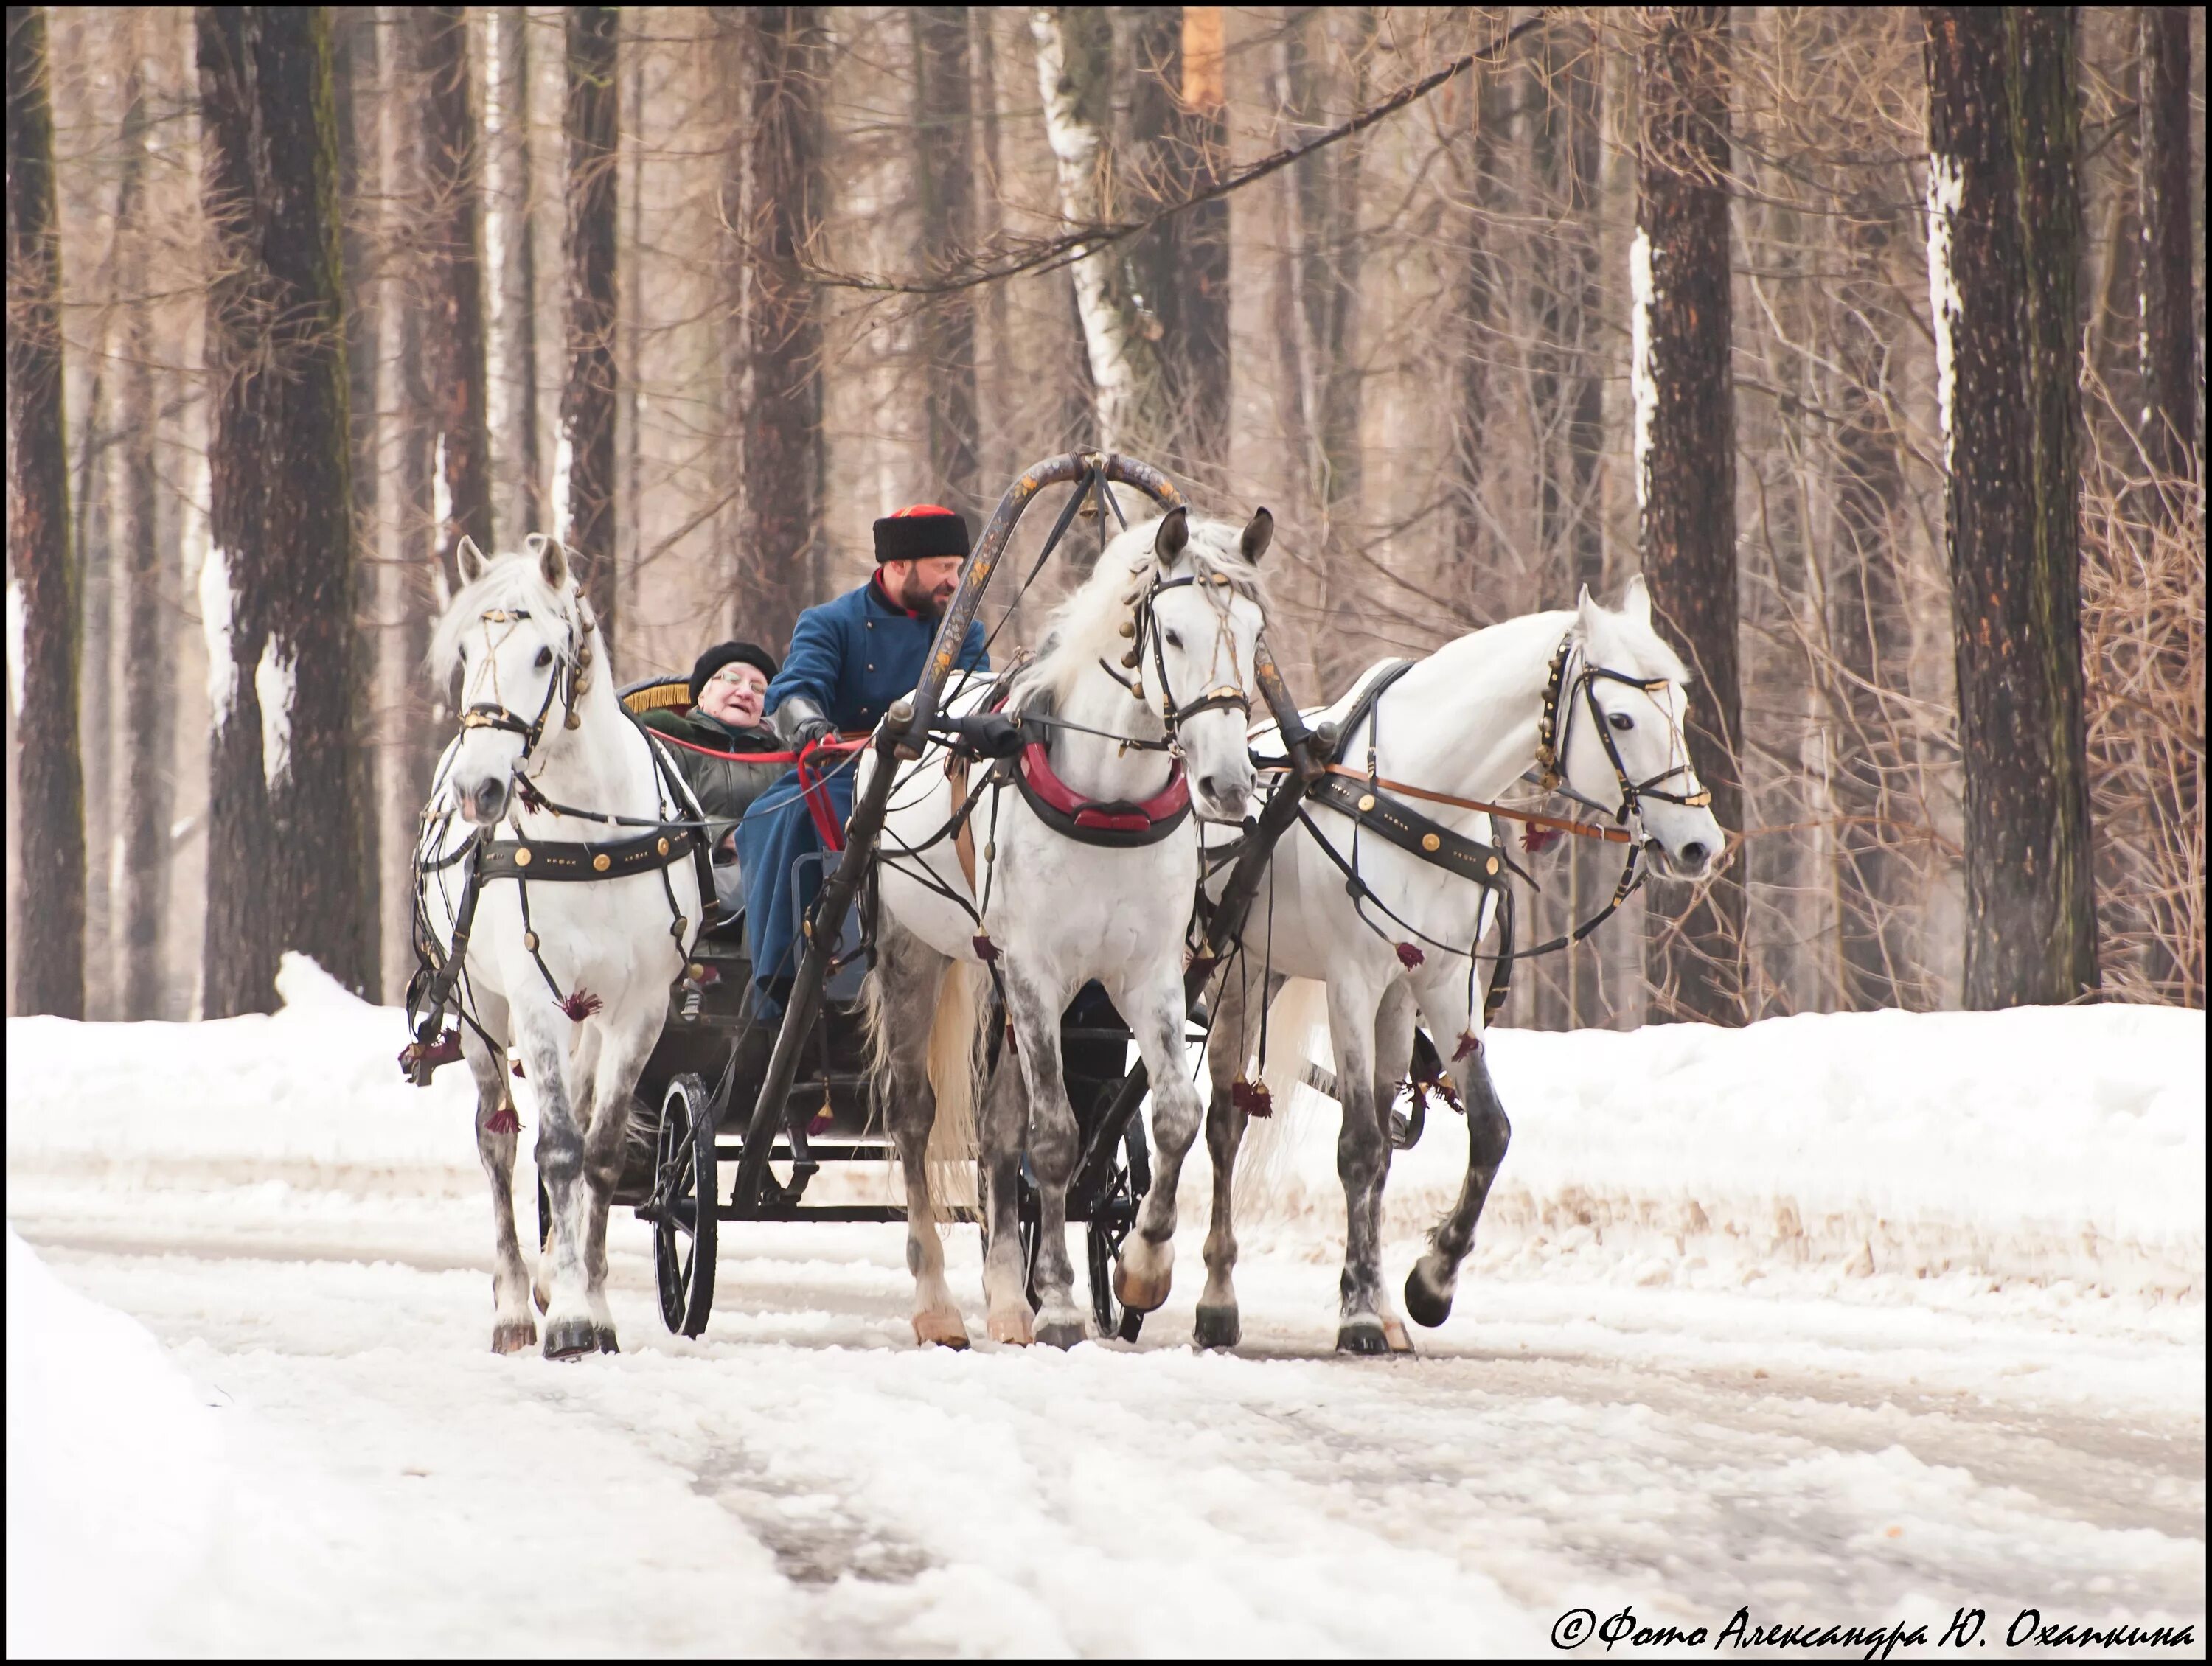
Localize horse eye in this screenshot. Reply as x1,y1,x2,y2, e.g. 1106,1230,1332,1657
535,646,553,669
1164,629,1182,650
1607,711,1635,732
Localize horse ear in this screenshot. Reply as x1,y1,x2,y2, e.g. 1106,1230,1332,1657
1575,582,1601,635
456,536,487,584
1239,506,1275,565
1621,573,1654,630
1153,506,1189,566
538,535,570,590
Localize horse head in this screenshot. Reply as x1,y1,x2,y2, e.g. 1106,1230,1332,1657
430,534,593,827
1142,506,1271,822
1563,576,1725,880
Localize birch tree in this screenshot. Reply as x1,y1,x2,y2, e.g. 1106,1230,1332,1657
6,1,86,1017
1634,4,1745,1023
1923,6,2098,1008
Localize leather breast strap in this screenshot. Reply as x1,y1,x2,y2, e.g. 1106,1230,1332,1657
1310,772,1508,890
476,824,702,882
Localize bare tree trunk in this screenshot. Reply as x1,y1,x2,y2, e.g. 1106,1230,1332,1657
491,4,545,532
1923,6,2098,1008
1033,4,1169,451
197,4,375,1013
1635,4,1745,1025
411,4,493,582
911,4,981,517
7,2,86,1017
334,2,383,1001
1124,6,1231,470
562,4,619,640
2136,4,2197,481
392,17,442,907
726,5,823,650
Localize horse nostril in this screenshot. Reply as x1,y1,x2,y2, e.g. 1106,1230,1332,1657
1198,773,1222,803
1680,840,1708,868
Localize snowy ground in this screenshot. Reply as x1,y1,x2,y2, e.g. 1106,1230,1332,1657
7,959,2204,1656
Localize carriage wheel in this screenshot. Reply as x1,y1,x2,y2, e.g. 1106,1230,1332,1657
653,1073,718,1336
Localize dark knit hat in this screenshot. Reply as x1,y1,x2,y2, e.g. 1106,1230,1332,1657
689,640,779,704
873,504,970,565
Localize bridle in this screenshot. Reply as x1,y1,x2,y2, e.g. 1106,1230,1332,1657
455,599,598,776
1098,568,1254,743
1534,633,1711,828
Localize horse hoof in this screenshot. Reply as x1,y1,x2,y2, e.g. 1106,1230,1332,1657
1382,1317,1416,1355
491,1320,538,1355
1336,1318,1391,1356
596,1327,620,1354
532,1282,549,1317
1112,1253,1172,1314
1192,1304,1241,1351
987,1311,1034,1346
912,1314,971,1350
543,1317,599,1359
1403,1262,1455,1329
1034,1318,1087,1351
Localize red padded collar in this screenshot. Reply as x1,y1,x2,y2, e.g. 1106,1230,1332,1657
1018,742,1189,833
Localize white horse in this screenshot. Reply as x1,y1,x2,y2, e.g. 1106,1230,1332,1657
415,537,703,1357
1197,578,1725,1353
863,507,1271,1348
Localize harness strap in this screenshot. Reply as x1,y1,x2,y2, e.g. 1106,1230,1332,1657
476,824,703,882
1313,764,1633,845
1308,773,1510,888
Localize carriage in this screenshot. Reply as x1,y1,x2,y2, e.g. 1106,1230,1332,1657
607,669,1162,1345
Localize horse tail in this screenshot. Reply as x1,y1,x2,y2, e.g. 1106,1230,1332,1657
1231,977,1332,1223
923,961,988,1208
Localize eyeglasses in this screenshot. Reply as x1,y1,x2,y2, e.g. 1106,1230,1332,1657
706,667,765,689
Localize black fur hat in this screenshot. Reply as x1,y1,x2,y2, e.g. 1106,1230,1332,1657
873,504,970,564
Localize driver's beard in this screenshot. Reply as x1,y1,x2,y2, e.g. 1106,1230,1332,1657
900,573,951,618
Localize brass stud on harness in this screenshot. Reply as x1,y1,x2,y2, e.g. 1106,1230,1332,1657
593,852,611,872
1486,855,1500,876
657,836,670,856
524,931,540,950
515,847,533,866
1358,793,1377,813
1422,832,1441,852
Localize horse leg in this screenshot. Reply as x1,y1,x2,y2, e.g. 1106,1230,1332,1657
1110,962,1202,1314
977,1045,1033,1345
1196,969,1275,1350
580,1013,658,1353
872,919,969,1349
1327,977,1393,1355
520,1012,599,1359
1371,979,1419,1355
464,1024,535,1354
1005,965,1085,1348
1404,987,1509,1329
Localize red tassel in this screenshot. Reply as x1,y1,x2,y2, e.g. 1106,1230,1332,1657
1395,941,1425,969
1451,1030,1481,1062
1230,1076,1274,1119
971,933,1001,963
486,1104,522,1135
1523,824,1562,855
558,988,604,1021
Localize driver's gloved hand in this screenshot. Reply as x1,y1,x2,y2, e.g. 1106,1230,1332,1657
949,711,1023,759
776,696,835,752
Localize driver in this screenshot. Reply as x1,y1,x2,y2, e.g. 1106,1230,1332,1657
734,505,990,1012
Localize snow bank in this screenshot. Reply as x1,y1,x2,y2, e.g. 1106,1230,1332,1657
5,1228,224,1656
1245,1001,2205,1296
7,961,2203,1296
6,952,480,1194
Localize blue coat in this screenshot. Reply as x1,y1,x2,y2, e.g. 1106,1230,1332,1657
736,577,988,1009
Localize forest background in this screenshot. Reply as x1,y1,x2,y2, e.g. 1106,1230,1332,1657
4,6,2203,1031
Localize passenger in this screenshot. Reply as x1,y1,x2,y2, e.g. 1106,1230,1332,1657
639,641,786,916
734,504,988,1012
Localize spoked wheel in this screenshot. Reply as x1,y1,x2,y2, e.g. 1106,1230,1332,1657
653,1073,718,1336
1085,1110,1150,1343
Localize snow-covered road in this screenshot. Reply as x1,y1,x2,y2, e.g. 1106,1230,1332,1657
8,964,2205,1656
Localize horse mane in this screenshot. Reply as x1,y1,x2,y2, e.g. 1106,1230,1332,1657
427,551,584,679
1009,514,1268,712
